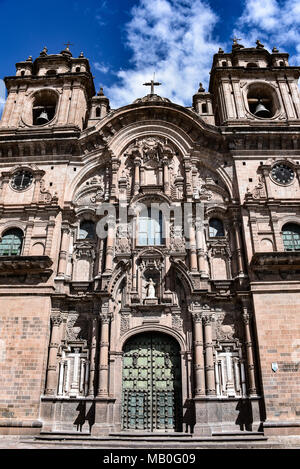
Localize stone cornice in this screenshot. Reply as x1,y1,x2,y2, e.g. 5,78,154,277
251,251,300,270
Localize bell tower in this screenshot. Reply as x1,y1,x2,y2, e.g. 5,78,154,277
0,45,95,130
209,39,300,126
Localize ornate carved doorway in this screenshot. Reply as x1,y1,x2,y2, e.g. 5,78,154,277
122,332,182,432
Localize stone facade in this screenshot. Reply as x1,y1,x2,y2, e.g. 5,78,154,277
0,41,300,437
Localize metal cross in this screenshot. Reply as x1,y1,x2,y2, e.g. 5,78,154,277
143,79,162,95
231,36,241,45
64,41,73,50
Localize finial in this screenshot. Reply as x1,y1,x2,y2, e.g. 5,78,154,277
79,52,84,58
256,39,264,49
272,46,279,53
97,87,104,96
198,83,205,92
218,47,224,54
231,36,244,49
40,46,48,56
26,56,33,62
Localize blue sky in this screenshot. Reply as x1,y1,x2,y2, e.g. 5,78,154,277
0,0,300,112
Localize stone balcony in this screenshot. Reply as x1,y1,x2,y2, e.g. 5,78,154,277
251,251,300,271
0,255,53,275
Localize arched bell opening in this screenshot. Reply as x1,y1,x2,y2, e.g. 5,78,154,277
32,89,58,125
247,83,278,118
121,331,183,432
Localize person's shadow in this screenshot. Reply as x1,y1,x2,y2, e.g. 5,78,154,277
182,399,196,433
73,401,95,432
235,399,253,431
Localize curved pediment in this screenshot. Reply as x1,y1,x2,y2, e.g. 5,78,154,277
79,99,226,158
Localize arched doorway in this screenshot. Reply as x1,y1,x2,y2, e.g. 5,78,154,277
122,332,182,432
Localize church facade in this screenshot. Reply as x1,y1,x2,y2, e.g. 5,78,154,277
0,41,300,438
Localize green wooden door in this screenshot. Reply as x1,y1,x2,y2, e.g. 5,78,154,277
122,332,182,432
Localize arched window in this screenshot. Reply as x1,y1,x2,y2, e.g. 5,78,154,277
138,207,164,246
95,107,101,118
0,228,23,256
79,221,95,240
282,223,300,251
209,218,225,237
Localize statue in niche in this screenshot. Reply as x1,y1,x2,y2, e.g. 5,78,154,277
145,278,156,298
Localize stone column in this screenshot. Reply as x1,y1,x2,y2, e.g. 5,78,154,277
45,313,62,395
162,157,170,196
97,313,111,397
45,218,55,257
0,175,10,204
133,158,141,195
22,220,34,256
104,215,116,274
57,224,70,276
188,218,198,272
262,168,272,198
88,316,99,396
195,220,209,277
32,171,44,203
233,220,245,276
109,158,120,202
203,314,216,395
192,312,206,396
242,308,257,395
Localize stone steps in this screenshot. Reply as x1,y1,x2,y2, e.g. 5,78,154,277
33,430,271,448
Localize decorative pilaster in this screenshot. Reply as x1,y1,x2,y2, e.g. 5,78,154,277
203,314,216,395
110,157,120,201
192,312,205,396
133,158,141,195
97,312,111,397
195,220,209,277
57,224,70,277
233,220,245,276
45,313,62,395
188,218,198,272
0,176,10,204
162,157,170,196
104,215,116,274
88,315,99,396
242,308,257,395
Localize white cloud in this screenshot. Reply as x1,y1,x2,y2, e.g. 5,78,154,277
94,62,109,74
234,0,300,64
105,0,222,108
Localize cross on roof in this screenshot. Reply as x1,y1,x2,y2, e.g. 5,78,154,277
143,79,162,95
231,36,241,44
64,41,73,50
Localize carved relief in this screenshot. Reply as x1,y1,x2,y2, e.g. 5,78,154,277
124,137,175,166
65,313,89,342
246,176,267,200
74,168,108,206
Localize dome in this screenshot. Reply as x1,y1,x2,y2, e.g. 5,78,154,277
133,93,171,104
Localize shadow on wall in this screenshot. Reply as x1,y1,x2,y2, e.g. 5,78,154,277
73,401,95,432
235,399,253,431
183,398,195,433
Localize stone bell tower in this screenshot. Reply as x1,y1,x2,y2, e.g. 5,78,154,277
209,39,300,126
0,45,95,130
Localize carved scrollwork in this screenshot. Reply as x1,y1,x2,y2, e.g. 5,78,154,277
124,137,175,166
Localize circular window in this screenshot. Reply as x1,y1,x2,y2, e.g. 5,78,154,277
271,163,294,185
11,170,33,190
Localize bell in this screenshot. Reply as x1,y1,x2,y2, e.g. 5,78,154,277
36,110,49,125
254,101,270,118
